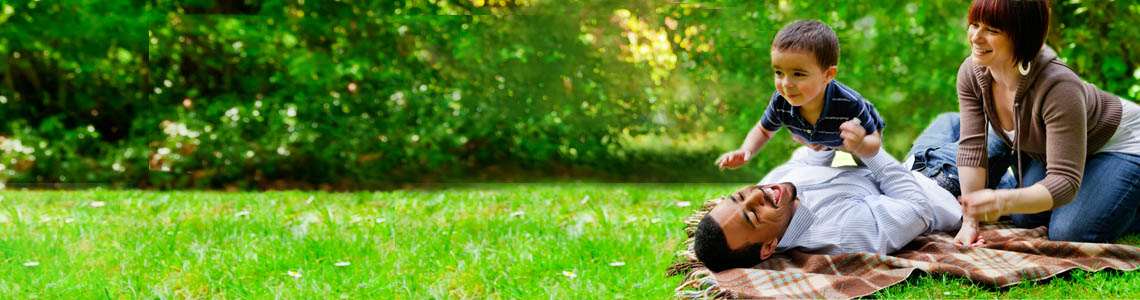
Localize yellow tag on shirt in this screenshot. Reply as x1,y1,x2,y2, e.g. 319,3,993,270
831,151,858,167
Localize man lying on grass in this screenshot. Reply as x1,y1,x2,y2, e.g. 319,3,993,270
694,145,963,272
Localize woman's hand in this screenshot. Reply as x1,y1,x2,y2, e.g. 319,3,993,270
715,149,753,170
961,189,1005,222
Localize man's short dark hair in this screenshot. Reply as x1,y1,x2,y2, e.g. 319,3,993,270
772,20,840,70
693,214,768,272
968,0,1051,67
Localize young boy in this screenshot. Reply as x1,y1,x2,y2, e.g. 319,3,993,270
716,20,885,169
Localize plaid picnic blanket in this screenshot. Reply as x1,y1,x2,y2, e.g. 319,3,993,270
669,198,1140,299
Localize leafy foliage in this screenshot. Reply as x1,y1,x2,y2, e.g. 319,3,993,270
0,0,1136,189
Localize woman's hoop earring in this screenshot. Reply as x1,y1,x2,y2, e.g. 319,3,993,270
1018,61,1031,76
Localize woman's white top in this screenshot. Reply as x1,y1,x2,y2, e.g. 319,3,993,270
1096,99,1140,156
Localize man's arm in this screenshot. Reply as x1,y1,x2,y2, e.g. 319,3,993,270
862,148,927,202
851,148,936,253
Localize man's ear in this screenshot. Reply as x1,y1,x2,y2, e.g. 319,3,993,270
824,65,838,81
759,238,779,260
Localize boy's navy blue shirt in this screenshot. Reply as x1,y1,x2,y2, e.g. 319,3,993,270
759,80,885,148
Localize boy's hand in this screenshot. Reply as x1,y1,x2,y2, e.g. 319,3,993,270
715,149,753,170
838,118,878,158
790,134,828,152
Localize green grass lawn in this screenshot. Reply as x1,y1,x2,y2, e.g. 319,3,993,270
2,185,1139,299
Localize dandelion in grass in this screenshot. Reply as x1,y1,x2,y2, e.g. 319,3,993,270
334,261,351,267
287,270,302,278
675,201,692,207
90,201,106,208
510,211,525,217
561,271,577,278
234,211,250,217
609,262,626,267
23,261,39,267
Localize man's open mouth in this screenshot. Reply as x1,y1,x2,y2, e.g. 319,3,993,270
767,185,782,206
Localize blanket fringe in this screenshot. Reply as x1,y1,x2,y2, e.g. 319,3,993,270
675,268,734,299
671,198,727,299
700,198,721,211
667,261,704,276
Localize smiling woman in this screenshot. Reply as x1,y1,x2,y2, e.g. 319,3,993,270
936,0,1140,246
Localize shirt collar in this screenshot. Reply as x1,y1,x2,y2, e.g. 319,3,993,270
823,79,838,102
789,80,839,126
775,192,816,252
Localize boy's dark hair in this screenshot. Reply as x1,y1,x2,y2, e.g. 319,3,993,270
772,20,840,70
968,0,1051,67
693,214,768,272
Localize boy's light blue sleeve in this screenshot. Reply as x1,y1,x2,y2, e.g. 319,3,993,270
758,94,784,132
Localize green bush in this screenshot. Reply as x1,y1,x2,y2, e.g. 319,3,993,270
0,0,1136,189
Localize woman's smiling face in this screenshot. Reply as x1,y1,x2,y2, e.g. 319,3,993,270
968,22,1015,68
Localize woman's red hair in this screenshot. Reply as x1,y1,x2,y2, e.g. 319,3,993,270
968,0,1051,67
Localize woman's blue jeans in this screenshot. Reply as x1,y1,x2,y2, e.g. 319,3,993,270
908,112,1140,242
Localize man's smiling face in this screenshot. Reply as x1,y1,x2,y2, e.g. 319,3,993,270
707,183,800,256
